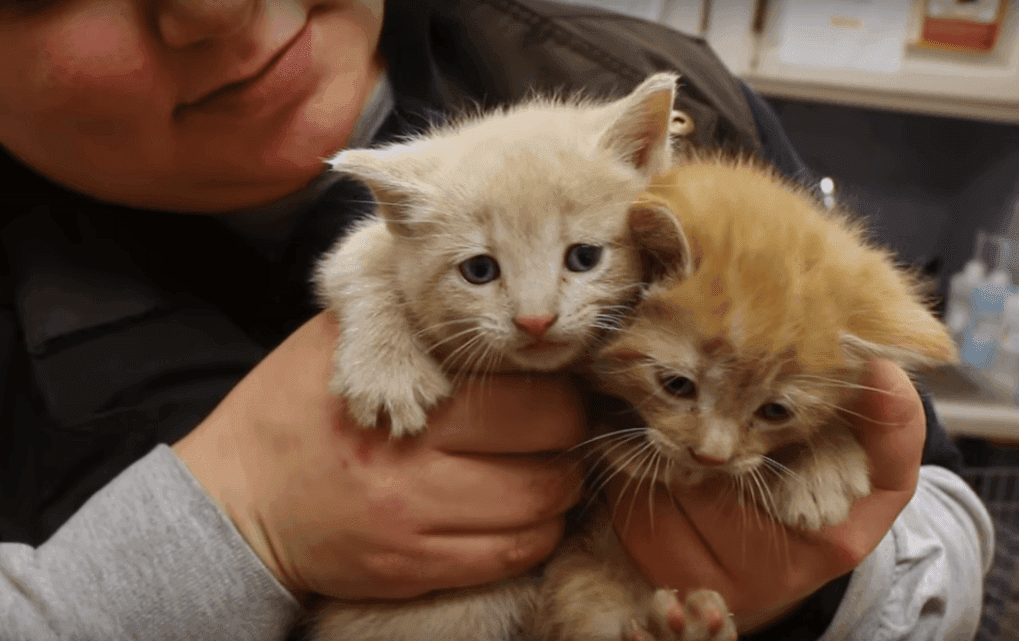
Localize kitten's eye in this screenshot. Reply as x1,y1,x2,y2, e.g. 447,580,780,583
565,244,603,272
757,403,791,422
459,255,500,284
661,375,696,398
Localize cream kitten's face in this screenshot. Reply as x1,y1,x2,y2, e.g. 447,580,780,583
395,154,668,372
329,72,686,374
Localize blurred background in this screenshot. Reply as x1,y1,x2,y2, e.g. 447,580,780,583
556,1,1019,637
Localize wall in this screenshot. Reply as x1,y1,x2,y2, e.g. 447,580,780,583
766,97,1019,302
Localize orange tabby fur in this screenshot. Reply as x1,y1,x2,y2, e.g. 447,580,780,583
588,153,958,530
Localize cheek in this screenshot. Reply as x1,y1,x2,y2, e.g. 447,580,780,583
0,5,168,171
12,8,159,121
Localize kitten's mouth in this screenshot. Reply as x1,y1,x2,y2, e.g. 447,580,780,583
521,339,568,352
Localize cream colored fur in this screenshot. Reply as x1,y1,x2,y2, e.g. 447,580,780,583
315,73,682,438
310,75,734,641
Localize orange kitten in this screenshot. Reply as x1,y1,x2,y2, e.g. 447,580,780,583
589,153,958,530
533,154,955,641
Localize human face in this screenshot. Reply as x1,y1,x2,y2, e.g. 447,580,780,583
0,0,385,211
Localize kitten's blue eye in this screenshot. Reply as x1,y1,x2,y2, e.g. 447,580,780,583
661,375,696,398
459,255,500,284
757,403,790,421
565,244,603,272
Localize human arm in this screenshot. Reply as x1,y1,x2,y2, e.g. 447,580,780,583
0,311,586,638
0,446,301,641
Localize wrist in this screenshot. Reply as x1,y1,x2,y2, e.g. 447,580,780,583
738,573,853,639
738,597,807,634
173,416,306,599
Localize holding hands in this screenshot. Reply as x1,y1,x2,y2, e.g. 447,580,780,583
174,311,587,602
608,360,926,635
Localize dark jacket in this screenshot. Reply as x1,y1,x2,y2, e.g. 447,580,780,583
0,1,961,639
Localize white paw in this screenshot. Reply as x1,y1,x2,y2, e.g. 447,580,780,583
622,589,678,641
332,343,452,437
773,463,870,531
679,590,737,641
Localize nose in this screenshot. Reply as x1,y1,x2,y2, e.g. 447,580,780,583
688,447,727,467
514,314,558,338
158,0,259,48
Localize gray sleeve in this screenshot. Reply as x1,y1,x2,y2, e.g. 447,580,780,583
820,465,995,641
0,444,302,640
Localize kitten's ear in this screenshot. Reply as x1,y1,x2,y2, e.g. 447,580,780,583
599,72,678,178
327,147,434,238
628,199,693,284
839,319,959,372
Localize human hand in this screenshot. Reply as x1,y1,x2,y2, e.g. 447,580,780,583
173,311,585,601
607,359,926,634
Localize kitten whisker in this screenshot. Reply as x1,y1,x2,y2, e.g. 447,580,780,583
411,319,477,340
760,456,807,486
426,326,484,355
614,442,658,537
789,375,903,398
648,452,664,535
586,440,652,515
569,428,648,453
582,434,651,498
441,332,488,374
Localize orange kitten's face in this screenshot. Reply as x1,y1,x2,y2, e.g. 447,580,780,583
593,309,864,486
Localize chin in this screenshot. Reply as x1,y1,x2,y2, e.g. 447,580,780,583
510,345,581,371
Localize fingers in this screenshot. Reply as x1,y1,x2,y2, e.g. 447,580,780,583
407,451,584,532
425,373,587,454
358,517,566,599
843,359,925,493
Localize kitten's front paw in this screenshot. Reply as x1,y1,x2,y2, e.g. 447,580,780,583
335,360,452,438
677,590,737,641
771,440,870,530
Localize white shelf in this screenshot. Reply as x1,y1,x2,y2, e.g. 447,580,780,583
933,399,1019,440
689,0,1019,123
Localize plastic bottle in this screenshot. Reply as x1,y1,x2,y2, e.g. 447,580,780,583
961,237,1014,371
946,231,987,347
990,292,1019,396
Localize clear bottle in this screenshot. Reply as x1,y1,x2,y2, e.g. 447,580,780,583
990,292,1019,396
947,231,987,348
962,236,1013,371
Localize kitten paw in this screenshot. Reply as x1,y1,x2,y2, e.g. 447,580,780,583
771,443,870,530
678,590,737,641
335,362,452,438
624,589,735,641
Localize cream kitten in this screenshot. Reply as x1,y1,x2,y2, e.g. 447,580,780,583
309,75,733,641
315,73,685,439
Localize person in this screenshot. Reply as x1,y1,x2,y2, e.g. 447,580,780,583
0,0,993,639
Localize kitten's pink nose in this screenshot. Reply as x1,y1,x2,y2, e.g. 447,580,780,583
514,314,558,338
689,447,727,466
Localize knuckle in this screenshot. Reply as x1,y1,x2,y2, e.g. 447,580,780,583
361,549,421,583
826,534,872,571
501,521,562,571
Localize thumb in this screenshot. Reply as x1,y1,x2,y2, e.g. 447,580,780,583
843,359,925,493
